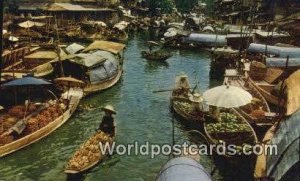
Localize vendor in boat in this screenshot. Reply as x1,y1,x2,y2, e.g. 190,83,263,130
190,93,204,116
97,105,116,136
173,74,191,97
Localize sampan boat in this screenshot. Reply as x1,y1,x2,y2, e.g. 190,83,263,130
0,88,83,157
64,130,115,174
224,70,274,127
204,109,258,157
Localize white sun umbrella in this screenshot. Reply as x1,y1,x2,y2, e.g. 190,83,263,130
203,85,252,108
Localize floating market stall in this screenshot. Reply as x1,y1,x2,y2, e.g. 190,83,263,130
0,77,83,157
203,85,258,157
224,69,274,127
65,130,115,174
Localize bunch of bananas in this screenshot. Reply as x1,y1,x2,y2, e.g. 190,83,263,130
66,131,113,171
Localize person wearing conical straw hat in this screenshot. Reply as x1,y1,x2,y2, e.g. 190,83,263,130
173,73,191,97
97,105,116,136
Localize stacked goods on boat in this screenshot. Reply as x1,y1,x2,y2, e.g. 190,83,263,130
66,131,113,171
0,101,66,146
205,111,256,154
173,101,192,114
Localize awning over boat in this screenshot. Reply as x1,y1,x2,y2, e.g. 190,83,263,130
285,70,300,115
255,30,290,38
83,41,126,54
89,60,118,84
91,50,118,65
183,33,227,47
266,58,300,68
248,43,300,58
66,43,85,55
25,51,59,60
156,157,212,181
66,53,106,68
267,110,300,180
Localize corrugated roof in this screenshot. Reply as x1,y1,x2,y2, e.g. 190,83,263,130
83,41,126,54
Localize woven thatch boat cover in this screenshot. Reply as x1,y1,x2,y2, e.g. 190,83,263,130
25,51,58,59
67,53,106,68
285,70,300,115
89,60,118,84
83,41,126,54
267,110,300,180
66,43,85,54
156,157,212,181
248,43,300,58
183,33,227,47
266,58,300,68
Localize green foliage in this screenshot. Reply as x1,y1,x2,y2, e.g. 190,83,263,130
147,0,174,14
175,0,198,13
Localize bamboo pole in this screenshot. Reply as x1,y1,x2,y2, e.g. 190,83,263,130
0,0,3,85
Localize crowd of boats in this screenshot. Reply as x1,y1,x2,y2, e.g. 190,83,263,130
1,1,300,180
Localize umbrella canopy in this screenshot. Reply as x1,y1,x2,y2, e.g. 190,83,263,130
54,77,85,88
1,76,52,88
18,20,45,28
203,85,252,108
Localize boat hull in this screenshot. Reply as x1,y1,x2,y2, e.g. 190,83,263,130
84,69,122,96
0,91,82,157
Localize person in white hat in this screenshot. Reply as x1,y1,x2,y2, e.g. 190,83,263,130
97,105,116,136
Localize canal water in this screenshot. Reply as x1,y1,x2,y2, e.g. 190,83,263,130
0,33,254,181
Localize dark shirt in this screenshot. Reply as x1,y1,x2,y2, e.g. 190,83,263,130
99,115,115,136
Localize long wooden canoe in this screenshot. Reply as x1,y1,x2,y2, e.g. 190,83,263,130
0,89,83,157
83,68,122,96
248,77,285,107
170,95,205,124
204,109,258,157
64,130,116,174
225,75,274,126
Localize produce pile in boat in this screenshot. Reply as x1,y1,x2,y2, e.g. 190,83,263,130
206,113,252,134
173,101,192,113
66,131,114,171
0,101,66,146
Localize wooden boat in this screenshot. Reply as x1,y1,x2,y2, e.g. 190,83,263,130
2,46,66,79
170,95,205,124
84,68,123,96
248,77,285,107
204,109,258,157
224,72,275,126
64,130,115,174
0,89,83,157
141,50,172,61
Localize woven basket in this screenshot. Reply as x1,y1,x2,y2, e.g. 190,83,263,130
250,61,267,81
